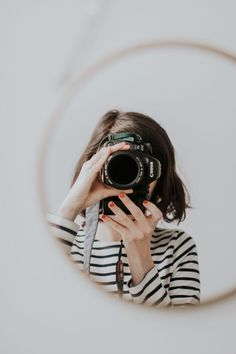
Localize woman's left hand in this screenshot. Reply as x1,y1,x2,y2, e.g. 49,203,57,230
99,193,163,286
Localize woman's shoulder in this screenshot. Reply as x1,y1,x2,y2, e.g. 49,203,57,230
152,226,196,248
152,226,184,237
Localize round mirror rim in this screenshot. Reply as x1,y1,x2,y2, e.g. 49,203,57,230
37,39,236,311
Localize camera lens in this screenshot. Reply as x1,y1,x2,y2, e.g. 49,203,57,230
107,152,140,187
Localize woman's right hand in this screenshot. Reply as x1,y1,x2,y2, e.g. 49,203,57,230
57,141,133,221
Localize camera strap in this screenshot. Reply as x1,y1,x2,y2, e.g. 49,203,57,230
83,202,100,272
83,202,125,297
98,132,142,148
116,240,124,297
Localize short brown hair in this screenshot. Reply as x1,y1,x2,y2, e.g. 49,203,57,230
70,109,192,224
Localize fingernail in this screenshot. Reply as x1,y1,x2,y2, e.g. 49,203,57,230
143,200,148,205
99,214,106,220
108,201,115,207
119,193,125,198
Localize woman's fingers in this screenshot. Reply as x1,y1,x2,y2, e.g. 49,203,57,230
83,147,106,169
117,193,147,223
107,195,150,236
105,200,136,230
142,199,163,225
104,186,133,198
94,142,127,164
99,213,126,234
116,193,163,230
95,142,130,171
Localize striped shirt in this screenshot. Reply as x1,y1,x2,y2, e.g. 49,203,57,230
47,213,201,307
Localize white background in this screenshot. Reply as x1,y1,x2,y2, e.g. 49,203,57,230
1,1,236,353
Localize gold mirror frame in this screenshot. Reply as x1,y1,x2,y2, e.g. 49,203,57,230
38,40,236,311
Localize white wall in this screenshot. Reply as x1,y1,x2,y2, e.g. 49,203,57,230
1,1,236,353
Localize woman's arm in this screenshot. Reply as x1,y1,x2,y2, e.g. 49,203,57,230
99,194,200,307
126,233,200,307
45,142,133,255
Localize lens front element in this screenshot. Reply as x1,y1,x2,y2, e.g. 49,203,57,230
105,151,144,188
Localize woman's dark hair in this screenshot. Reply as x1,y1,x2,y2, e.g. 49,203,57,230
70,109,193,225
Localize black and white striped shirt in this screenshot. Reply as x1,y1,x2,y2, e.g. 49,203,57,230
47,213,200,307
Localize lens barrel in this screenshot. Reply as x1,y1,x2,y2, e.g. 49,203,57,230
105,151,144,189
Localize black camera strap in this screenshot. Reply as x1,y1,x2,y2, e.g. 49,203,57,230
116,240,124,297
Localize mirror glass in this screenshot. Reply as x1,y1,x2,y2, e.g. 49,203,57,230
43,44,236,307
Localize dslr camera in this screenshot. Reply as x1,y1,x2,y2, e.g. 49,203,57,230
99,132,161,215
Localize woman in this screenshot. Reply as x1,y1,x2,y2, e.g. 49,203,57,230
47,109,200,307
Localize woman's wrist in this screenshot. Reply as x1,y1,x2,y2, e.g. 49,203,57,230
57,201,82,222
57,208,77,222
125,243,155,286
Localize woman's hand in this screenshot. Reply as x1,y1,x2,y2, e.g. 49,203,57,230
57,142,133,221
99,193,163,286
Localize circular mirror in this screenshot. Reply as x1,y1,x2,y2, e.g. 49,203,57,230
38,41,236,310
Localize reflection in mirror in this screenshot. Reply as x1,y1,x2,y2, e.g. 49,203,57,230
42,42,236,309
47,109,200,308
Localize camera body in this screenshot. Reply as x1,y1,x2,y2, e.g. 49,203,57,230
99,132,161,215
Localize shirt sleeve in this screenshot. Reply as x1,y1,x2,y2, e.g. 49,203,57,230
127,265,171,307
126,231,200,307
168,233,201,306
46,212,81,255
